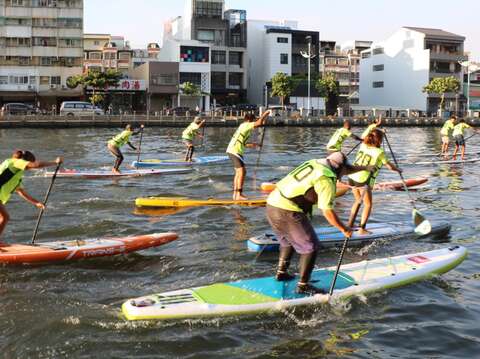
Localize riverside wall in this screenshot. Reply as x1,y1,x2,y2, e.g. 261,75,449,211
1,115,480,129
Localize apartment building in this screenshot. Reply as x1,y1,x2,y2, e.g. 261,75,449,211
320,40,372,115
359,27,467,115
0,0,84,108
247,20,321,108
83,34,132,75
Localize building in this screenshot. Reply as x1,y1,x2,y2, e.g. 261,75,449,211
320,40,372,115
83,34,132,76
247,20,321,109
162,0,248,108
0,0,84,109
464,67,480,115
132,43,161,68
359,27,467,116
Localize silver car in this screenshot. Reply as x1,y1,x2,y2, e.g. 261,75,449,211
60,101,104,116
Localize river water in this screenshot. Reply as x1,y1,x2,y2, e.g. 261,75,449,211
1,126,479,358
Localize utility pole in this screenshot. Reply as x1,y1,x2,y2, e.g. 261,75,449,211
301,36,316,117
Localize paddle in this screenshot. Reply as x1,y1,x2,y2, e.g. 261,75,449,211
346,140,362,156
31,161,62,245
329,183,369,296
136,125,145,163
200,120,206,148
384,132,431,235
464,132,478,142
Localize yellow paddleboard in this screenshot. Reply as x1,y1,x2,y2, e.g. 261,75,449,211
135,197,267,208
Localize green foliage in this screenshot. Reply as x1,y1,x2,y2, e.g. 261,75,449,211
66,75,83,89
316,72,339,115
89,94,104,105
180,82,201,96
423,76,461,110
270,72,296,106
67,70,123,105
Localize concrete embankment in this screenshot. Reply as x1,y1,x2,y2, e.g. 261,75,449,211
1,115,479,129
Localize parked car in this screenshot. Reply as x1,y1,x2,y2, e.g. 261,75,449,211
60,101,104,116
0,103,37,116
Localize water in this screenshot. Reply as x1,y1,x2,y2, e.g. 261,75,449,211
1,126,480,358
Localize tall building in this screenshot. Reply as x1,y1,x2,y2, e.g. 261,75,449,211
83,34,132,76
359,27,467,115
0,0,84,109
320,40,372,115
247,20,321,108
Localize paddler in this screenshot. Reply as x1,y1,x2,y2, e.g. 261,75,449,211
266,152,375,295
107,124,144,174
361,117,382,139
347,129,402,235
452,118,478,160
0,151,62,240
326,119,362,153
226,110,271,201
182,116,206,162
440,115,456,158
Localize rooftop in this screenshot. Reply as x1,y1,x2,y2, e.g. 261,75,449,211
403,27,465,41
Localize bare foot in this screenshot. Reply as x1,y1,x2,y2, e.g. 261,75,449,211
112,168,121,174
233,193,248,201
357,228,371,235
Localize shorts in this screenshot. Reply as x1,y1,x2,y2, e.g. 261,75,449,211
107,143,123,159
183,139,193,147
454,135,465,146
348,178,371,188
266,204,319,254
441,136,450,145
228,153,245,169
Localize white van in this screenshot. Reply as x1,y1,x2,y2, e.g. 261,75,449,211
60,101,104,116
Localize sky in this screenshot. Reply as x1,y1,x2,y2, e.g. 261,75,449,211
85,0,480,59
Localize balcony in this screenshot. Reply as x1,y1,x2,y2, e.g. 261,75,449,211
429,51,468,62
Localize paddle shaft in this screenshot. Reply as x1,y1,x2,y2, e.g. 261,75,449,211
136,127,144,163
200,121,206,147
255,126,267,168
346,140,362,156
31,162,61,244
464,132,478,142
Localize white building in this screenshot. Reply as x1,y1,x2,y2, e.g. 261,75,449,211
0,0,84,109
358,27,467,116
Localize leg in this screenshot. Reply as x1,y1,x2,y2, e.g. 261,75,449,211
234,167,247,200
188,145,195,162
359,188,373,235
0,204,10,241
461,144,466,160
348,187,362,227
108,144,123,173
452,144,459,160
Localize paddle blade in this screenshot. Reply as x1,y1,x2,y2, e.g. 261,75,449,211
412,209,431,235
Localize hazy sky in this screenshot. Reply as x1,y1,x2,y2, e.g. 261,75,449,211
85,0,480,59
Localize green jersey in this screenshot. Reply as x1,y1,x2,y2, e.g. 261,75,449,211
327,127,352,151
108,130,132,148
182,122,201,141
452,123,471,137
0,158,29,204
348,144,388,186
226,122,256,156
440,119,455,137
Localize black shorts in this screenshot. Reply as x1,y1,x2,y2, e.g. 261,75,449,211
228,153,245,169
348,178,366,188
454,135,465,146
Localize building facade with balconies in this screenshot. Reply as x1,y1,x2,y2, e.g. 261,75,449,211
359,27,467,115
0,0,84,109
83,34,133,76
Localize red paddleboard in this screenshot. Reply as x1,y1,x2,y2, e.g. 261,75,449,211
261,178,428,194
0,233,178,265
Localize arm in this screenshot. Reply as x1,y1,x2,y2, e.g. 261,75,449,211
323,209,352,238
127,142,137,151
26,157,63,170
15,188,45,209
132,124,145,136
253,110,271,128
385,161,402,173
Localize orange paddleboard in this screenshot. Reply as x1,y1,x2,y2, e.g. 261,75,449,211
0,233,178,265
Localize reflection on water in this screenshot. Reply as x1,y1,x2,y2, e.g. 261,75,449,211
1,127,480,358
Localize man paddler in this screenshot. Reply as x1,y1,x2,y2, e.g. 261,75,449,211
266,152,375,295
440,115,456,158
0,151,62,240
226,110,271,200
107,124,144,174
182,117,206,162
326,119,362,153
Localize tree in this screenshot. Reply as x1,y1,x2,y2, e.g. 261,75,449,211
67,69,123,106
316,72,339,116
423,76,461,111
270,72,296,107
180,82,201,96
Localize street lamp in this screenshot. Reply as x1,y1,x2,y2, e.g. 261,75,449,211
459,60,479,116
301,36,316,117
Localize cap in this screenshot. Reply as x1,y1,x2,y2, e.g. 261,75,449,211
326,152,350,170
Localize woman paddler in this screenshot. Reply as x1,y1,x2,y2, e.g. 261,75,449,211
182,116,206,162
108,124,144,174
266,152,375,295
0,151,62,240
226,110,271,200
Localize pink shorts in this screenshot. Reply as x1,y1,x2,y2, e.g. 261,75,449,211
441,136,450,145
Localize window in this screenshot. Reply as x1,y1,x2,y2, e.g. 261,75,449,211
41,57,54,66
211,72,226,89
5,18,30,26
180,46,209,63
277,37,288,44
32,37,57,47
280,53,289,65
372,47,384,55
229,51,242,66
118,52,131,60
337,58,348,66
40,76,50,85
9,76,29,84
32,18,57,27
212,50,226,64
104,52,116,60
29,76,36,84
50,76,61,85
94,40,100,46
362,52,371,59
151,74,178,86
89,52,102,60
194,1,223,18
325,58,336,65
179,72,202,86
229,73,242,87
372,81,384,88
0,76,8,85
197,30,215,42
373,64,384,71
11,0,24,6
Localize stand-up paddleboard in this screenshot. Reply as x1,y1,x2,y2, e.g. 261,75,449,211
248,221,450,253
122,246,466,321
413,157,480,166
135,196,267,208
132,156,229,168
0,233,178,265
45,168,192,179
261,177,428,193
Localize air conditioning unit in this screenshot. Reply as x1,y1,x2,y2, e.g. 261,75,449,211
28,85,34,90
50,84,57,89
